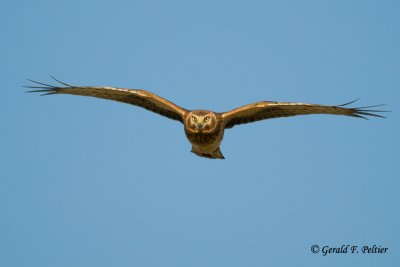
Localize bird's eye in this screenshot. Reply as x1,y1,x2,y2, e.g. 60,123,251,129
192,116,197,122
204,116,210,122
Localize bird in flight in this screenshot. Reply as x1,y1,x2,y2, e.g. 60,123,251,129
26,77,386,159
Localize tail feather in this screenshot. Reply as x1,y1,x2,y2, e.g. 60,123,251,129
191,147,225,159
211,147,225,159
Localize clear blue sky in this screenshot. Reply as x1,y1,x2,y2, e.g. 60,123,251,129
1,0,399,266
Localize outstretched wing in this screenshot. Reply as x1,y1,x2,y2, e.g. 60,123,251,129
25,77,188,123
222,99,386,129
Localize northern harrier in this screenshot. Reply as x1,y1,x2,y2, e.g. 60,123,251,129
26,77,386,159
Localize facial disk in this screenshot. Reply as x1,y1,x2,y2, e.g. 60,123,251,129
186,111,217,132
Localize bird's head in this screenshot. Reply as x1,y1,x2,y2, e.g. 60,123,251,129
185,110,218,133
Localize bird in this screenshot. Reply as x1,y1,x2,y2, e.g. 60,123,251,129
25,77,386,159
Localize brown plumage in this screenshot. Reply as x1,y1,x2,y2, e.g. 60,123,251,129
26,77,387,159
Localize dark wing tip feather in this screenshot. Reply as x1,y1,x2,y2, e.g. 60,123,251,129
337,98,360,107
352,105,388,119
25,89,54,93
49,75,74,87
26,79,55,88
348,113,369,120
335,99,388,119
40,92,59,96
355,104,386,109
355,109,387,119
24,76,74,95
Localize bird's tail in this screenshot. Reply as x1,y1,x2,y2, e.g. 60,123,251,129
192,147,225,159
210,147,225,159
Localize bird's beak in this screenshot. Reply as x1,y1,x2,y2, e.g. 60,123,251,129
196,123,203,130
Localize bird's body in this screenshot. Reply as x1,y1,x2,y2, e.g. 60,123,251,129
26,77,386,159
184,110,225,158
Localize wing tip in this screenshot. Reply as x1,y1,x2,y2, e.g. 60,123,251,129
24,76,75,95
336,99,388,120
353,107,388,120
